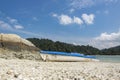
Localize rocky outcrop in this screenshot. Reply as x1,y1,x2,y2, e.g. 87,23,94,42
0,34,39,51
0,33,42,61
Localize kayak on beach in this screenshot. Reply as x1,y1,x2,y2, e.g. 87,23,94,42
40,50,99,62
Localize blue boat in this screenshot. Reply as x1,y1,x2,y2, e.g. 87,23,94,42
40,50,99,62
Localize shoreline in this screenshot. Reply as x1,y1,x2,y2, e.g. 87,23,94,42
0,58,120,80
95,55,120,63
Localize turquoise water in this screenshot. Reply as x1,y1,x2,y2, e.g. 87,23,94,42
95,55,120,63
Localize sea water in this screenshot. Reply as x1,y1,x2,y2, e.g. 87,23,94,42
95,55,120,63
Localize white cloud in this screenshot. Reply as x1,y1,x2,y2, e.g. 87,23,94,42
96,10,101,14
52,13,58,17
105,0,118,3
0,20,12,29
7,17,24,30
5,16,25,30
72,42,77,45
52,13,95,25
104,10,109,14
59,14,73,25
14,25,24,29
69,8,75,13
95,32,120,41
96,10,109,15
7,17,18,24
0,20,41,37
0,11,43,37
0,20,24,30
73,16,83,25
90,31,120,49
33,17,38,21
70,0,94,9
82,14,95,24
70,0,118,11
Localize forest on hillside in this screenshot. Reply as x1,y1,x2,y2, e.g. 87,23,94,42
27,38,120,55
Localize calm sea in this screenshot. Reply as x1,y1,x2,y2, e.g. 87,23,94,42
95,55,120,63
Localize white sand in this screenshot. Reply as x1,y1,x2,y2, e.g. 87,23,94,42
0,58,120,80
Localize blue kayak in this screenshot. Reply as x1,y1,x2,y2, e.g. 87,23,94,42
40,50,96,59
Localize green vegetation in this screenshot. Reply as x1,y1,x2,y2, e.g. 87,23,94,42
101,46,120,55
27,38,120,55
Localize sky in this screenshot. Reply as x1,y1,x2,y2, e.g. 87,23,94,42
0,0,120,49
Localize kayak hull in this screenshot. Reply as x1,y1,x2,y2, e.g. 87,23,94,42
40,53,99,62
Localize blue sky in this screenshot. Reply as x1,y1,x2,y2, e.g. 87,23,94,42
0,0,120,49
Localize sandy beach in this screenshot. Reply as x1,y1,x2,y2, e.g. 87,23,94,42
0,58,120,80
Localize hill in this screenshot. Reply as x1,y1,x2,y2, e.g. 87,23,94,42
27,38,120,55
27,38,101,55
101,46,120,55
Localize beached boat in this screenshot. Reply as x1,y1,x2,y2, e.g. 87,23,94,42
40,50,99,62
